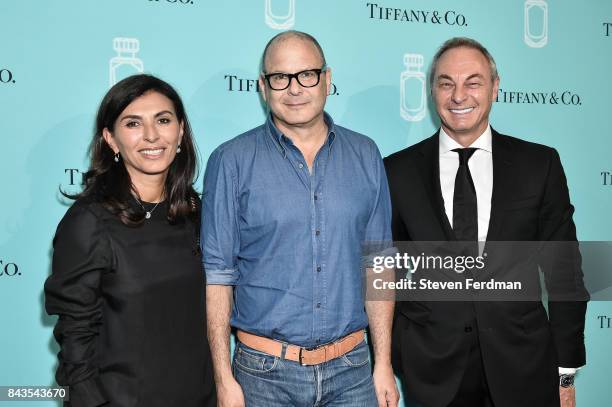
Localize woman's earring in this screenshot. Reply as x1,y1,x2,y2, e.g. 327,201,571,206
114,153,120,162
177,144,182,154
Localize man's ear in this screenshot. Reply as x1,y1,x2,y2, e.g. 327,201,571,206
324,68,332,96
259,75,268,103
491,76,500,100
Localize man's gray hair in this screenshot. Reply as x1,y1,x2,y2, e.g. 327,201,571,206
429,37,498,88
261,30,327,73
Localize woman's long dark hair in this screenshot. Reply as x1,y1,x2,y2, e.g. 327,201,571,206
67,74,199,226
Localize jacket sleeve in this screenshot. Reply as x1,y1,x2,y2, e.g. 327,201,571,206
537,148,589,368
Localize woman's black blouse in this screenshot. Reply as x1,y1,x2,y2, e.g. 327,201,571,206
44,199,216,407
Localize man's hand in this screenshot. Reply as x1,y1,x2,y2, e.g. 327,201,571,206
365,264,397,407
207,285,242,407
559,386,575,407
373,363,400,407
217,377,245,407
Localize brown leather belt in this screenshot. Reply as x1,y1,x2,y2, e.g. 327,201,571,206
236,330,365,366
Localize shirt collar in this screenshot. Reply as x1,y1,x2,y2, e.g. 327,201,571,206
439,124,493,155
266,111,337,157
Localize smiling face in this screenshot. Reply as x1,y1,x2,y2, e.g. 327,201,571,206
259,36,331,133
432,46,499,145
103,91,184,189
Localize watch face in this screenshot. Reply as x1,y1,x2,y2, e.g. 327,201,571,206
560,375,575,388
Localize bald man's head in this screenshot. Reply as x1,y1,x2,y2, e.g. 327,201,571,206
261,30,326,73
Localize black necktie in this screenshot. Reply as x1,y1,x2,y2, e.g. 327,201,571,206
452,148,478,243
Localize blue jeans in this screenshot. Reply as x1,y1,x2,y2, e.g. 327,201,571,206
233,340,378,406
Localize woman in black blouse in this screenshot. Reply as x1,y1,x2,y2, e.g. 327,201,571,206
45,74,216,406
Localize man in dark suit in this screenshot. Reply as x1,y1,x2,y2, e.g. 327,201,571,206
384,37,588,407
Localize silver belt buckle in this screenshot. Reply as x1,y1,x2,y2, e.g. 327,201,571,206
298,347,307,366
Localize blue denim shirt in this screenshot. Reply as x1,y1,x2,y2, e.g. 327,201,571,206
202,113,391,348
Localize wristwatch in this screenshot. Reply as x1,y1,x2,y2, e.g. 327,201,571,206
559,374,575,388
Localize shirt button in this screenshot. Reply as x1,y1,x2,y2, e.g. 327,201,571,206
464,326,473,333
315,230,320,236
317,266,321,272
298,163,304,169
316,303,321,308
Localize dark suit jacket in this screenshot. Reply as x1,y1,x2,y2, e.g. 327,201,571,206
384,129,588,407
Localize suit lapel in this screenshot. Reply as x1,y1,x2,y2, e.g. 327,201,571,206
412,129,515,242
417,132,455,240
486,129,515,242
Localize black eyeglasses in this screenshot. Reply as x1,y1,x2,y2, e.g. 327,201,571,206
263,68,326,91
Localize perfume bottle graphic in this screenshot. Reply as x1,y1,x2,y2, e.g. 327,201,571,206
265,0,295,30
524,0,548,48
400,53,426,122
109,38,144,86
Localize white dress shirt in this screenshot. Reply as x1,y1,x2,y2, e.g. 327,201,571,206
439,125,493,243
438,125,576,375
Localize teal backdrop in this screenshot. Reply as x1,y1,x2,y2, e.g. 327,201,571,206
1,1,611,405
